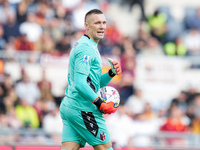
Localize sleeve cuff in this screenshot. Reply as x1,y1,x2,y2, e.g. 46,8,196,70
108,69,116,78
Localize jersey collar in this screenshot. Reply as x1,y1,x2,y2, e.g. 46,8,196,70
84,34,90,39
84,34,98,47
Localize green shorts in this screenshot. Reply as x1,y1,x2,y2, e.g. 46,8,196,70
59,101,110,147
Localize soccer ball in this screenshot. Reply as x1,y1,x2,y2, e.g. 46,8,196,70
97,86,120,108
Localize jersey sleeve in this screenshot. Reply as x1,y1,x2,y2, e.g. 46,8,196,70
74,43,98,102
75,43,92,75
74,72,98,102
100,72,112,88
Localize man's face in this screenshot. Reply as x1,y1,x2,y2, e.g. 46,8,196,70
85,13,106,43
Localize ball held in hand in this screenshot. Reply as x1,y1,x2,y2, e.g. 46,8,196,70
97,86,120,108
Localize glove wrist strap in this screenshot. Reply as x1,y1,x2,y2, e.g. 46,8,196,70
108,69,116,78
93,97,104,109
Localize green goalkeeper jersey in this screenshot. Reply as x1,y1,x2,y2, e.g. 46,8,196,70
63,35,103,114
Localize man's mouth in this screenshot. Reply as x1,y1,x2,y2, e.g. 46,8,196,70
97,31,104,34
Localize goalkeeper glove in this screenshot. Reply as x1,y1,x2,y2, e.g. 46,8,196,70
93,97,119,114
108,58,122,77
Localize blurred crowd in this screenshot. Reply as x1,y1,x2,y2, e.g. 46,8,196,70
0,0,200,148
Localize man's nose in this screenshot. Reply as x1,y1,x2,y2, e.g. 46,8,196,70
100,23,106,29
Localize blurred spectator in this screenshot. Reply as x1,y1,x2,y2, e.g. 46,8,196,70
43,102,62,134
64,16,76,36
1,74,14,97
131,110,162,148
19,12,43,42
192,94,200,119
70,0,100,30
143,102,157,119
3,95,16,114
117,38,135,98
14,33,34,51
122,0,147,21
125,88,146,118
121,37,135,70
148,9,167,44
35,31,55,53
7,86,18,105
189,114,200,146
15,72,40,105
98,36,113,54
106,100,134,148
0,85,5,114
99,21,123,54
0,0,15,25
7,0,22,6
1,75,19,114
186,86,199,105
105,21,122,45
55,34,72,54
37,69,53,102
42,102,62,144
190,114,200,134
170,91,188,113
110,45,123,59
71,0,90,30
0,110,15,143
61,0,81,13
16,1,28,24
183,29,200,56
0,111,9,129
16,67,25,83
7,107,22,129
15,98,40,128
53,1,66,20
34,2,50,27
0,25,7,50
164,36,187,56
118,56,135,101
185,105,195,126
3,10,20,42
44,17,65,43
133,24,150,54
160,105,189,145
4,38,15,52
140,36,164,56
33,99,44,127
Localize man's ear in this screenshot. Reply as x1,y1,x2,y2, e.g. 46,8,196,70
85,22,89,30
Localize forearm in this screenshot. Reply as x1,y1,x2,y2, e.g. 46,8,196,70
74,72,119,114
100,72,112,88
74,72,98,102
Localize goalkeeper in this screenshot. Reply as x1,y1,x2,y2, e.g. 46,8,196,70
59,9,122,150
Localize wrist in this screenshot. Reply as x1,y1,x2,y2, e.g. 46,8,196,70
108,69,116,78
93,97,105,109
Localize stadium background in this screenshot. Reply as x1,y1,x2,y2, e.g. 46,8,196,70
0,0,200,150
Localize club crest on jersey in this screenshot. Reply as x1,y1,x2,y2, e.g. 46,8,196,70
100,132,106,141
83,55,89,64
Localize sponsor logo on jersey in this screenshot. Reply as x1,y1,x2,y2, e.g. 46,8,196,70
83,55,89,64
100,132,106,141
